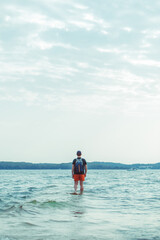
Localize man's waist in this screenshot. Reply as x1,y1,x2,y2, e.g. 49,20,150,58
74,172,85,175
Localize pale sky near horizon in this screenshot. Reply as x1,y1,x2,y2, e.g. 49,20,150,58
0,0,160,164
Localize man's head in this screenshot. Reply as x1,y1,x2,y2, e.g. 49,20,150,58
77,150,82,157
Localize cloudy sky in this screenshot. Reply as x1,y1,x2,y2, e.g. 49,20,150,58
0,0,160,164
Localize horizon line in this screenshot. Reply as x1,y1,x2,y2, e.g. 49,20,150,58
0,160,160,165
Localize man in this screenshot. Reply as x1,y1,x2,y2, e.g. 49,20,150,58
72,151,87,194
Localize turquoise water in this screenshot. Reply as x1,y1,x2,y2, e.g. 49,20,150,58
0,170,160,240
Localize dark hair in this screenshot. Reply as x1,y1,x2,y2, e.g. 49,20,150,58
77,151,82,156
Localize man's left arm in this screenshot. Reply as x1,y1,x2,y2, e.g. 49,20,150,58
72,164,74,178
85,164,87,177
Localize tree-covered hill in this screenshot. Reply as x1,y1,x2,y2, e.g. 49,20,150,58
0,161,160,170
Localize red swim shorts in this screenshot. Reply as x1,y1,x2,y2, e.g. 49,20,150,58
74,174,85,181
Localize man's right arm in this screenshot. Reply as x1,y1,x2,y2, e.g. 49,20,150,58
72,164,74,178
85,164,87,177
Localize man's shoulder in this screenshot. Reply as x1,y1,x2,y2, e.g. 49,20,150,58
72,159,77,164
82,158,87,164
72,158,87,164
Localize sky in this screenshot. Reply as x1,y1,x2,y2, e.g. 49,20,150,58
0,0,160,164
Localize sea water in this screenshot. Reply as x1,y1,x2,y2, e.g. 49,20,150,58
0,169,160,240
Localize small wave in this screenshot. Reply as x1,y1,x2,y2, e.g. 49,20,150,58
20,195,29,199
1,203,34,216
28,199,67,208
2,205,16,213
28,187,38,192
41,200,63,208
0,236,17,240
136,238,160,240
13,191,30,196
46,184,57,189
22,222,38,227
29,200,38,204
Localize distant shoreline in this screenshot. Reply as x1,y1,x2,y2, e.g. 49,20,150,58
0,161,160,170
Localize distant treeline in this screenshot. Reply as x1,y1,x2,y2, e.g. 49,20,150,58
0,161,160,170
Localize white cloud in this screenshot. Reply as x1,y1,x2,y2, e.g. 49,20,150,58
0,41,4,52
4,3,110,34
5,5,66,29
4,15,11,22
27,37,79,50
82,13,110,31
142,29,160,39
122,27,132,32
76,62,89,69
30,40,53,50
124,55,160,67
73,4,88,10
0,60,40,80
69,20,94,31
0,94,22,102
140,40,152,48
101,30,109,35
0,88,40,106
19,89,39,106
44,94,114,113
0,87,5,91
97,47,124,54
83,13,104,25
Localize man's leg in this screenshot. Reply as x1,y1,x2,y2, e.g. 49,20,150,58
74,181,78,192
80,181,84,194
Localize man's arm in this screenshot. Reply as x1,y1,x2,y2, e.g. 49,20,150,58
72,164,74,178
85,164,87,177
